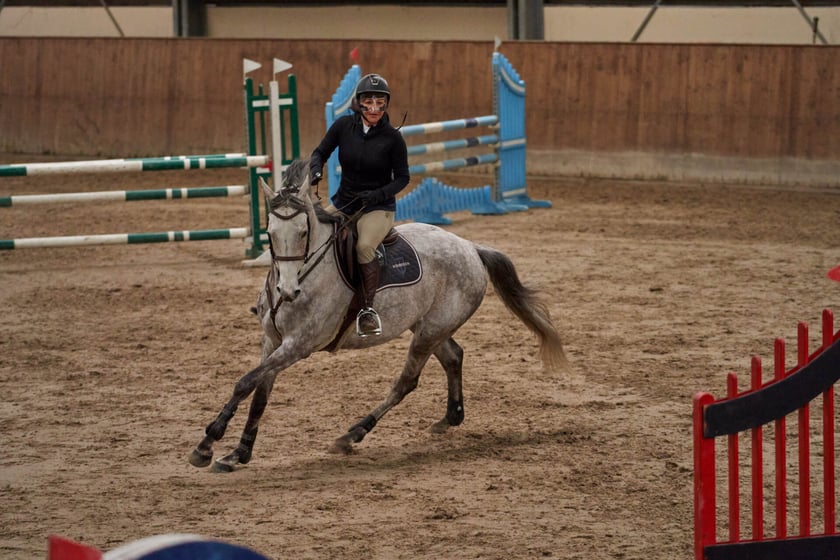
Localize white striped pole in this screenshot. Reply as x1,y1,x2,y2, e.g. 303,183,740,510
408,153,499,175
269,79,283,190
0,228,250,250
0,155,270,177
339,131,500,177
400,115,499,137
269,58,293,190
126,153,246,160
407,134,499,157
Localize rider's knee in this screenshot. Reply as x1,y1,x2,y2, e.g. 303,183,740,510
356,245,376,264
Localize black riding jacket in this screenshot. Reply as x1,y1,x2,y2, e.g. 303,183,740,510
309,112,410,215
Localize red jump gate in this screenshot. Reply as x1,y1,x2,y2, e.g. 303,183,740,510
694,308,840,559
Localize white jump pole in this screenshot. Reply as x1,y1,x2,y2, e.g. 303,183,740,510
269,58,293,190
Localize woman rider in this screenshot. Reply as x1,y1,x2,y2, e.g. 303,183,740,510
308,73,410,337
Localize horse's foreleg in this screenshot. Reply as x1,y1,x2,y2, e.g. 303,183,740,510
329,339,434,455
211,373,277,472
189,403,237,468
430,337,465,434
188,360,277,468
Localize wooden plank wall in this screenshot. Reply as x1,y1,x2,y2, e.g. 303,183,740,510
503,42,839,160
1,38,837,162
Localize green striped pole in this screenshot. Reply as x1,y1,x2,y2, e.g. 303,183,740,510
0,156,269,177
0,185,247,207
0,228,250,250
125,153,246,160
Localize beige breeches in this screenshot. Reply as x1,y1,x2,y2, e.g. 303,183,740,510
325,206,395,264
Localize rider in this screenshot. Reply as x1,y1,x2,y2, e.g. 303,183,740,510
308,73,410,337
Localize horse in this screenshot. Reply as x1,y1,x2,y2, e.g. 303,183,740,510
189,158,567,472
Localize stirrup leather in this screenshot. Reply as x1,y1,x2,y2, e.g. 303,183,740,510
356,307,382,337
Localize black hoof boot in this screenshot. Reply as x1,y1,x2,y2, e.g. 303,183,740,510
205,404,237,441
446,397,465,426
431,398,464,434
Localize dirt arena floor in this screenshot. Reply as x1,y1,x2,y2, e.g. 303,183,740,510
1,157,839,559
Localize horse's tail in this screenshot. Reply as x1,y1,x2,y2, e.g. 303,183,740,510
476,245,568,372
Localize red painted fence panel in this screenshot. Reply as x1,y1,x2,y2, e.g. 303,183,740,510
693,309,840,560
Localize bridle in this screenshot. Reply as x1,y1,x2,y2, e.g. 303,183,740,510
262,184,359,338
266,187,312,265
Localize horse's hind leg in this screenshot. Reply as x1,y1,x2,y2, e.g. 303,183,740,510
430,337,465,434
329,335,438,455
211,373,277,472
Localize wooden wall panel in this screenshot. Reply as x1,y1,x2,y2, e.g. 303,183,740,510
0,38,837,163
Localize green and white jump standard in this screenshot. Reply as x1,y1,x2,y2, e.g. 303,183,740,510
0,58,300,256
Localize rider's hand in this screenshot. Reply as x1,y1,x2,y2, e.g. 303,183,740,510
358,189,386,205
310,171,322,187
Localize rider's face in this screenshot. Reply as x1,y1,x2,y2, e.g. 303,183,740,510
360,94,387,125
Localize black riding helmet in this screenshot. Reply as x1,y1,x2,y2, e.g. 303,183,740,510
352,73,391,113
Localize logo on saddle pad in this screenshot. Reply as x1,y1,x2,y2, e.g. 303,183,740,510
334,228,423,292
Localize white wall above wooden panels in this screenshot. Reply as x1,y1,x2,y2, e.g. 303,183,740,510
0,4,837,43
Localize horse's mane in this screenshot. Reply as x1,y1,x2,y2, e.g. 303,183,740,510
266,158,311,214
281,158,310,191
272,157,342,225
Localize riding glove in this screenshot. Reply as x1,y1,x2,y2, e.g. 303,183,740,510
357,189,387,205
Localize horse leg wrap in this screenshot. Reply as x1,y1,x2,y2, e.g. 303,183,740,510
237,426,259,464
349,414,377,439
446,397,465,426
205,403,238,440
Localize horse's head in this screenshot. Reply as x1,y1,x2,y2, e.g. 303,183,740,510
260,158,314,303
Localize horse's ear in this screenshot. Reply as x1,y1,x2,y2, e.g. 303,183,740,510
259,177,274,201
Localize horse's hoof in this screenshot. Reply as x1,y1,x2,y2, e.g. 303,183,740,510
211,458,237,473
328,437,354,455
430,419,451,434
188,449,213,468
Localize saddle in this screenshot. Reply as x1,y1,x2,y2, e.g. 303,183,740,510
323,222,423,351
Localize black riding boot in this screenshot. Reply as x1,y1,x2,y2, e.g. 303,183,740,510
356,260,382,337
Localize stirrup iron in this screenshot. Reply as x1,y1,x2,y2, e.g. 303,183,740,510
356,307,382,337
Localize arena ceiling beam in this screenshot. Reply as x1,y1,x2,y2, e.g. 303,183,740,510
1,0,836,40
629,0,829,43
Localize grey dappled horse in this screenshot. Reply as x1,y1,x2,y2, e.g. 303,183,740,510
189,159,567,472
